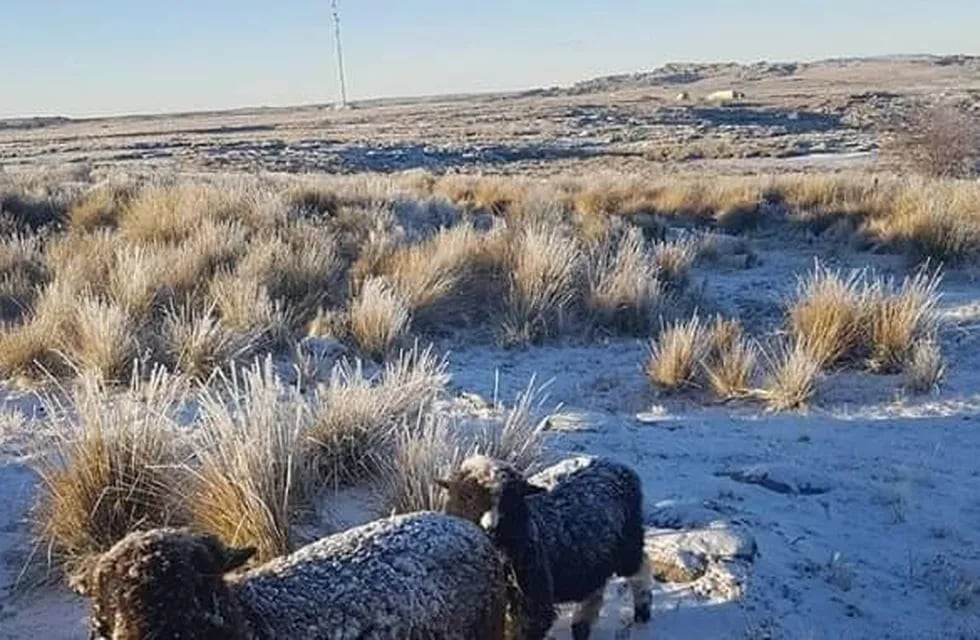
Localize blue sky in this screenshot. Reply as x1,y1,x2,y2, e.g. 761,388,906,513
2,0,978,118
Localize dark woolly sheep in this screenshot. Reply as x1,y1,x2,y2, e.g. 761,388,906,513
437,455,652,640
71,511,507,640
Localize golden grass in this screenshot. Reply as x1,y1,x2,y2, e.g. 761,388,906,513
188,358,306,563
586,227,663,333
652,237,698,290
502,223,584,344
372,225,496,325
66,296,140,383
68,182,135,231
348,277,410,360
788,262,867,367
703,317,757,400
307,344,448,485
865,270,941,373
34,369,184,572
161,304,254,379
646,315,709,391
759,340,820,411
380,377,547,514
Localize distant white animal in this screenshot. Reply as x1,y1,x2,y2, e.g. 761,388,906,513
675,91,691,101
706,89,746,104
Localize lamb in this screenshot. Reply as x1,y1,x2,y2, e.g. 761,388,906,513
437,455,652,640
71,511,507,640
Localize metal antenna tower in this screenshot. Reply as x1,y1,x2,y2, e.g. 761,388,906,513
330,0,349,109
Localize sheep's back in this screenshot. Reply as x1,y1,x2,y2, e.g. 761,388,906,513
233,511,504,639
528,457,642,602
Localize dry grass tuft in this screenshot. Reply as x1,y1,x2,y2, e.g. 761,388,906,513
586,228,663,333
647,315,709,391
652,237,698,290
34,369,184,572
0,234,48,320
188,358,307,563
161,305,255,379
308,344,448,485
374,225,496,325
703,317,757,400
68,183,135,231
903,337,945,394
380,377,549,514
759,340,820,411
66,296,140,383
788,262,867,367
471,378,549,473
865,270,941,373
502,223,584,344
348,277,411,360
382,412,464,514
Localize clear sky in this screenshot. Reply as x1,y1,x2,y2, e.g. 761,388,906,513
2,0,978,118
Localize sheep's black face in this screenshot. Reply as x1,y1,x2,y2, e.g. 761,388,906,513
73,529,255,640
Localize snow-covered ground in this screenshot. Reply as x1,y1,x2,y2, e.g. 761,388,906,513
1,229,979,639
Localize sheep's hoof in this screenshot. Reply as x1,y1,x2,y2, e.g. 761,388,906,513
634,602,652,623
571,621,591,640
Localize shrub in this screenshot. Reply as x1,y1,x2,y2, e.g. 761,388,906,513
865,270,941,373
646,315,709,391
188,358,307,563
703,318,756,400
348,277,410,360
788,262,866,367
884,105,980,178
307,344,448,485
502,223,583,344
586,228,663,334
759,340,820,411
34,369,184,573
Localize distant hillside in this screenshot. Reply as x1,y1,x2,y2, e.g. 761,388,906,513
566,55,980,95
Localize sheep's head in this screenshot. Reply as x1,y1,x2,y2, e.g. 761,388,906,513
436,455,544,530
70,528,256,640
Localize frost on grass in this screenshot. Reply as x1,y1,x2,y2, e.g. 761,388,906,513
647,315,709,391
759,340,820,411
380,378,549,514
34,368,186,573
188,357,307,563
348,277,411,360
788,261,867,367
586,227,663,334
502,222,584,345
308,344,448,486
903,337,944,394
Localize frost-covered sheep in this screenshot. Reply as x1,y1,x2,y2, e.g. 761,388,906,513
437,455,652,640
71,512,507,640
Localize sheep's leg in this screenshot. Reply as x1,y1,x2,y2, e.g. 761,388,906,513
628,557,654,623
570,584,605,640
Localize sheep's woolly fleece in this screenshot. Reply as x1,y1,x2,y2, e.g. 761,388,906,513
79,513,506,640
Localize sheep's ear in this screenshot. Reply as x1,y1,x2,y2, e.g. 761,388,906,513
220,546,257,572
434,478,454,491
